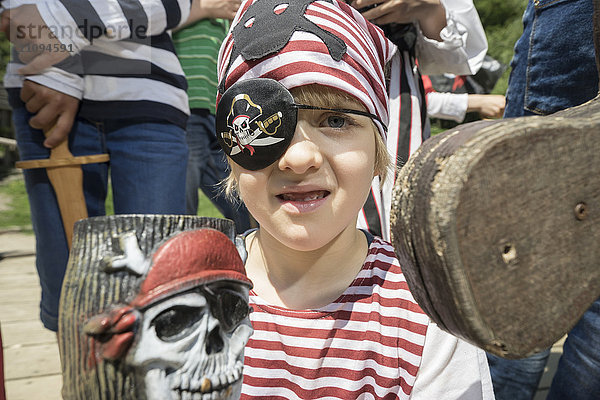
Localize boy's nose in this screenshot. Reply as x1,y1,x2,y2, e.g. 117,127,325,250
277,125,323,174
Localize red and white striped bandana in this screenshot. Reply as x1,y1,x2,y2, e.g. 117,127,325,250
216,0,396,140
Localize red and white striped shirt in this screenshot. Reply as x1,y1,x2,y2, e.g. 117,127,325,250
242,237,430,399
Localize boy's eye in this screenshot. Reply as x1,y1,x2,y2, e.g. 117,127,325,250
325,115,347,128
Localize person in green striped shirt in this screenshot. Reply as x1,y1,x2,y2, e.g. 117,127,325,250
173,0,253,233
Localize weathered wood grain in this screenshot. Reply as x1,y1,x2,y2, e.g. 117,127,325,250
1,320,56,347
391,97,600,358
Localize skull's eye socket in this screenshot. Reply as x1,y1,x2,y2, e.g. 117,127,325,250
219,290,251,332
151,305,204,342
205,288,251,333
200,286,251,333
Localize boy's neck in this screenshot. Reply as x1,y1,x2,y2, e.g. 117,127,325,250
245,226,369,310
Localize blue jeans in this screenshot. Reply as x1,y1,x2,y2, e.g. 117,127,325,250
487,349,551,399
547,298,600,399
185,110,251,233
10,92,187,331
491,2,600,396
488,297,600,399
504,0,597,117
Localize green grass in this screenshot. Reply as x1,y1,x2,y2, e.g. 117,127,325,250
430,125,447,136
0,176,32,230
196,191,225,218
0,173,222,230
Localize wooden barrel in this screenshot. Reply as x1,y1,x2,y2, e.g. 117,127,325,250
390,97,600,358
58,215,236,399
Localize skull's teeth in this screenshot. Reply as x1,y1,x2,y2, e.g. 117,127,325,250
184,361,245,395
181,391,192,400
200,377,211,393
170,374,181,390
181,374,190,390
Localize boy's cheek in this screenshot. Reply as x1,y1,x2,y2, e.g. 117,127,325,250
236,171,268,201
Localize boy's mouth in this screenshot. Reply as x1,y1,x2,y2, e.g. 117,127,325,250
277,190,329,202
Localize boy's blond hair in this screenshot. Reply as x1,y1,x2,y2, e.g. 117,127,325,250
223,85,392,200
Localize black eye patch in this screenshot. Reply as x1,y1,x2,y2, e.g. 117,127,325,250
216,78,297,171
216,78,387,171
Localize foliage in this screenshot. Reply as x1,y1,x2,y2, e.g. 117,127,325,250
0,175,31,229
475,0,528,94
0,32,9,77
476,0,527,30
197,191,225,218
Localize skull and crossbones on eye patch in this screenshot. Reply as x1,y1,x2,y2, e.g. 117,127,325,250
216,0,349,171
216,77,388,171
223,93,284,156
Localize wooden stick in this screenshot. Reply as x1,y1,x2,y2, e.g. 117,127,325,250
15,128,109,248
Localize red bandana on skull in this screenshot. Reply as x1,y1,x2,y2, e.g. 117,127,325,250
132,229,251,308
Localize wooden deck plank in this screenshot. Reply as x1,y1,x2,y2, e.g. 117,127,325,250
0,257,37,275
2,320,56,347
5,374,62,400
0,303,39,323
0,287,41,304
0,234,62,400
0,233,35,252
0,272,39,286
4,341,61,380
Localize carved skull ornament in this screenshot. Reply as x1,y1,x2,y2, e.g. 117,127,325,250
90,228,253,400
129,283,253,400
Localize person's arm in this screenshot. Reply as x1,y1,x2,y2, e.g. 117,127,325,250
175,0,240,31
426,93,506,122
351,0,488,76
467,94,505,119
351,0,447,41
410,321,495,399
4,0,192,47
1,6,82,147
415,0,488,76
3,0,192,74
426,91,469,122
19,80,80,148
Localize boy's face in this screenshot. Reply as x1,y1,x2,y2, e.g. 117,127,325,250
232,96,377,251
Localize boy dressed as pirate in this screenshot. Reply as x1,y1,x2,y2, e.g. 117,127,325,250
215,0,494,398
